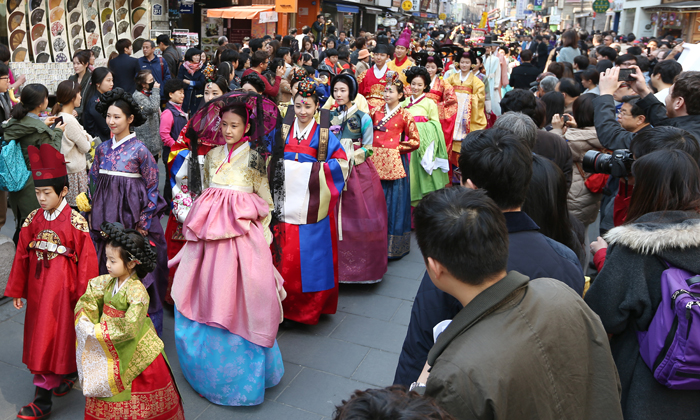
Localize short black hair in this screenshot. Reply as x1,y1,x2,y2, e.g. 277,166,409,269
627,46,643,55
156,34,171,46
459,128,533,210
220,49,239,64
184,48,202,62
631,126,700,164
520,49,533,62
250,50,269,68
581,68,599,85
249,38,264,52
415,187,509,285
573,55,589,70
596,59,614,73
557,77,580,97
572,93,596,129
652,60,683,85
635,55,650,72
325,48,339,58
0,63,9,78
621,95,645,118
115,38,132,54
163,78,186,99
276,47,291,59
597,46,617,61
500,89,537,124
615,53,637,66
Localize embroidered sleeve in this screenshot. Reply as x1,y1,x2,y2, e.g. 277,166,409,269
399,111,420,154
441,82,458,120
170,149,198,224
75,275,110,324
137,146,160,230
470,78,487,132
253,167,274,245
87,143,104,201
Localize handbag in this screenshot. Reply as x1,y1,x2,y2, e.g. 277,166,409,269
0,139,30,192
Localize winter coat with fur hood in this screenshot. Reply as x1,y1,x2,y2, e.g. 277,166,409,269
585,210,700,420
552,125,603,226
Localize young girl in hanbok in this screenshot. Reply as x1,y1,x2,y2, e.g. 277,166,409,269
417,50,458,156
369,73,420,259
330,73,387,283
403,66,450,204
169,92,286,405
74,222,184,420
79,88,169,335
275,80,349,325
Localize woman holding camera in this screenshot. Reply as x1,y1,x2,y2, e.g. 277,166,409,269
585,148,700,420
551,93,603,227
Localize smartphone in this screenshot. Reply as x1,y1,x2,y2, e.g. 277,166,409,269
618,68,635,82
563,115,570,124
51,115,63,129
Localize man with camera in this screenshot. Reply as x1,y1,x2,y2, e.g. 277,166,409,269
626,66,700,141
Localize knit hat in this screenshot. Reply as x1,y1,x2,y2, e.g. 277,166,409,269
395,26,412,48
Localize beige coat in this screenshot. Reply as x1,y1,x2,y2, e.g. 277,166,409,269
553,126,603,226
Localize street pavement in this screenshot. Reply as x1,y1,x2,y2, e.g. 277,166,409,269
0,160,426,419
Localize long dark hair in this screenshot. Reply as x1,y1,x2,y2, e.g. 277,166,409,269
11,84,48,120
626,149,700,223
522,155,581,258
572,93,595,129
84,67,111,103
52,80,81,115
541,91,565,127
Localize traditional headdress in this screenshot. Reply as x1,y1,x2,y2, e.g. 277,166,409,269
297,80,316,98
27,144,67,187
99,222,157,278
385,70,403,95
373,43,391,56
95,87,147,126
330,73,358,102
291,67,308,85
412,50,444,69
405,66,431,92
395,26,412,49
202,62,217,82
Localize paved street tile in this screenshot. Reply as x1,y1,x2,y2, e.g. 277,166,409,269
331,314,408,353
374,274,421,301
337,288,403,321
170,367,213,420
201,399,323,420
385,260,428,280
391,300,414,326
0,362,35,420
0,319,26,369
278,312,347,338
278,332,370,378
276,368,374,416
0,302,21,323
265,362,303,401
351,349,401,387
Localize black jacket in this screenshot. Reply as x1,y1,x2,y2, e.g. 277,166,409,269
83,93,111,142
536,41,549,69
394,211,585,387
509,62,539,90
638,92,700,141
594,94,653,150
585,211,700,419
108,53,141,94
162,45,182,80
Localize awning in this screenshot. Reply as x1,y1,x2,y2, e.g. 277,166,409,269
364,6,384,14
496,16,514,23
337,4,360,13
644,1,700,11
206,5,273,19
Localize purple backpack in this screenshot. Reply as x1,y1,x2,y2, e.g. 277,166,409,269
637,262,700,390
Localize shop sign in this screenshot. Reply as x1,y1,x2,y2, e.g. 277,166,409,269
439,12,446,19
534,0,542,11
275,0,297,13
299,7,308,15
592,0,608,14
401,0,413,11
179,3,194,13
259,11,279,22
153,4,163,16
611,0,623,12
384,17,398,26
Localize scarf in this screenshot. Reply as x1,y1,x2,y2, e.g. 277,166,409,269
183,60,204,76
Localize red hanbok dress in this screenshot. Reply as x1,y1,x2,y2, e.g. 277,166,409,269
358,65,390,111
426,75,459,158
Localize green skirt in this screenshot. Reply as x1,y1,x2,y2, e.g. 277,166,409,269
409,120,450,205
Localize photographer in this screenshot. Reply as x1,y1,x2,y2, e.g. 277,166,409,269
585,148,700,420
628,67,700,140
589,126,700,270
551,93,603,227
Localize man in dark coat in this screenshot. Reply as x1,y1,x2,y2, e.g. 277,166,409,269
157,34,182,79
536,35,549,69
414,187,623,420
628,67,700,141
509,49,539,90
394,128,585,387
108,38,141,94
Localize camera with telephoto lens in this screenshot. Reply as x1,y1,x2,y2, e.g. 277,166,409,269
582,149,635,178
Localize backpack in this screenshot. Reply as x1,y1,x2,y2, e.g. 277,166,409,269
637,262,700,390
0,139,30,192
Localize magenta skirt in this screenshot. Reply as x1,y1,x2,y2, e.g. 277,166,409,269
338,155,388,283
169,187,283,349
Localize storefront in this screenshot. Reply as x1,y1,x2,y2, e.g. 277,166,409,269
644,1,700,42
206,5,276,43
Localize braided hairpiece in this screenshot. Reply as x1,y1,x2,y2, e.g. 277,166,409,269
100,222,157,279
95,87,148,127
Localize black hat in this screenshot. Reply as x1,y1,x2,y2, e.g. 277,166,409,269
482,35,499,47
373,43,391,55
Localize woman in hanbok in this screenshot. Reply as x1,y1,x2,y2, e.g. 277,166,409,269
169,91,286,405
369,75,420,259
403,67,450,204
82,88,169,335
274,80,349,325
330,73,387,284
444,49,486,168
416,50,458,158
163,75,229,304
75,222,184,420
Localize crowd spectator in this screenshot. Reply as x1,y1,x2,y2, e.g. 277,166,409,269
69,50,92,120
243,50,284,100
177,48,206,113
556,77,580,114
509,49,538,90
157,34,182,78
82,67,113,141
109,39,140,94
132,70,161,161
139,40,172,97
557,30,580,64
333,386,454,420
652,60,683,103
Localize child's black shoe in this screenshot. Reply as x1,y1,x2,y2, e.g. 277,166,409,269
17,386,52,419
52,372,79,397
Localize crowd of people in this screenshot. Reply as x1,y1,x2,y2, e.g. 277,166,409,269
1,18,699,420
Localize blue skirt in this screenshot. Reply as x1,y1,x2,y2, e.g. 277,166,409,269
174,308,284,406
382,155,411,259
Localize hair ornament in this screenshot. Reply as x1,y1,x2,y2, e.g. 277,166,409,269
385,71,400,84
297,80,316,98
203,63,217,83
291,67,307,85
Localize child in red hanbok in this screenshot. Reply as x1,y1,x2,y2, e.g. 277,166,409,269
6,144,99,420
